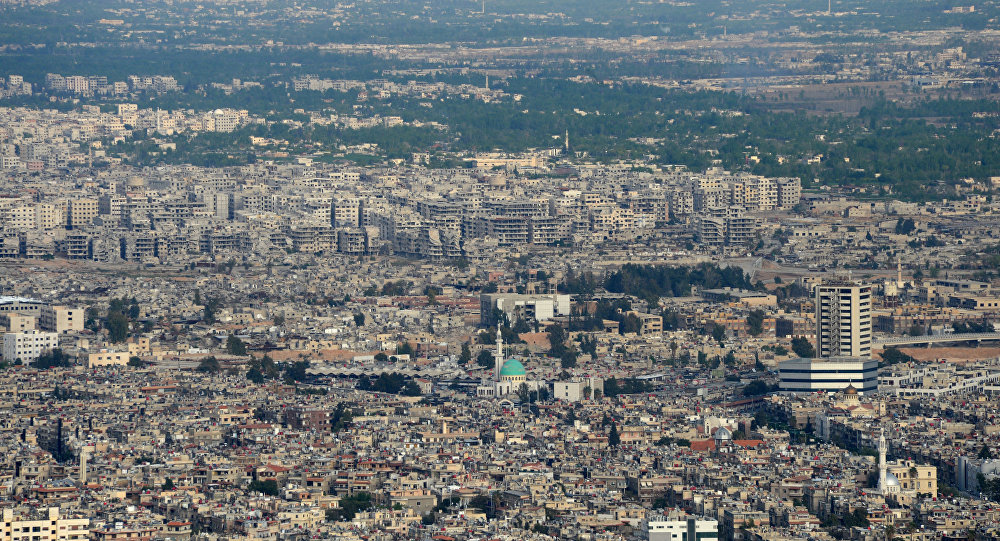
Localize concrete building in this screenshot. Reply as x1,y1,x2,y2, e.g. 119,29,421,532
0,508,89,541
2,330,59,362
39,306,83,333
87,350,129,368
641,515,719,541
778,357,879,394
480,293,571,326
815,282,872,358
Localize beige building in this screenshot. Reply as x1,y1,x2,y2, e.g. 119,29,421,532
0,313,36,333
88,349,129,368
39,306,83,333
68,198,98,229
0,507,89,541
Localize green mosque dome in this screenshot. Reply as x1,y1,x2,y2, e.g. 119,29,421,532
499,359,526,377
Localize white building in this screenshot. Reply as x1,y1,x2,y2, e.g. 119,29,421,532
3,330,59,362
778,356,878,394
480,293,571,326
815,282,872,358
641,514,719,541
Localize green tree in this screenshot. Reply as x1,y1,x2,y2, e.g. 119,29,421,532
32,348,72,369
548,323,567,356
283,360,309,383
331,402,353,432
226,335,247,356
791,336,815,358
742,380,774,397
477,349,495,369
197,356,221,374
247,366,265,384
162,478,175,490
248,479,279,496
107,311,130,343
747,310,765,336
354,313,365,326
608,423,620,447
560,348,578,369
711,324,726,346
459,342,472,364
327,492,373,521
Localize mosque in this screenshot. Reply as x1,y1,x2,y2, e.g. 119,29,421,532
874,425,937,504
476,328,543,398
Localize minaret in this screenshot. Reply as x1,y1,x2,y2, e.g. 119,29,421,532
80,449,88,485
897,259,903,288
877,427,887,493
564,130,570,153
495,326,503,382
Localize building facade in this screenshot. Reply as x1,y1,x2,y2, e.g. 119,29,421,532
815,282,872,358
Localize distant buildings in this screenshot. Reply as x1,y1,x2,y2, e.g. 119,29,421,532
480,293,571,326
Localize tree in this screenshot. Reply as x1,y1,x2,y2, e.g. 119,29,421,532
107,311,130,343
477,349,495,369
791,336,815,358
283,360,309,383
248,479,279,496
327,492,373,521
401,380,422,396
247,366,265,384
548,323,567,356
32,348,71,369
197,356,221,374
127,356,147,368
608,423,620,447
742,380,774,397
619,313,642,335
459,342,472,364
560,348,578,369
747,310,765,336
331,402,353,432
226,335,247,356
711,324,726,346
194,290,201,306
203,301,217,324
353,313,365,326
980,445,995,460
162,478,175,490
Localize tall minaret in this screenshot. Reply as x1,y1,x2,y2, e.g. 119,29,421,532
564,130,570,153
495,326,503,382
80,449,88,485
877,426,887,493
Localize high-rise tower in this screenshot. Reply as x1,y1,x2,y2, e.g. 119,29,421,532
815,281,873,358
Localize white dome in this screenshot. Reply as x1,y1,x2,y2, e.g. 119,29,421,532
714,426,733,441
885,472,901,487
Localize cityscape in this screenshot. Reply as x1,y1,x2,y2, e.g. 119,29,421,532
2,0,1000,540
